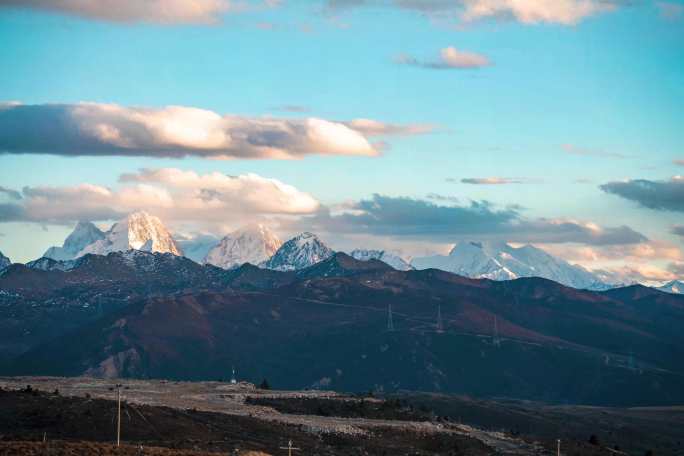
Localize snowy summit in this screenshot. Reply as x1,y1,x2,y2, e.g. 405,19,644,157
204,224,282,270
43,221,105,261
262,232,334,271
78,211,182,257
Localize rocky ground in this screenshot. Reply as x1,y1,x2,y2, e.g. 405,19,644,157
0,377,678,455
0,441,271,456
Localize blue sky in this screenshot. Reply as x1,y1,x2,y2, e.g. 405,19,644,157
0,0,682,283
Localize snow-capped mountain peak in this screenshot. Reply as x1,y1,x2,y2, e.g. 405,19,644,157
349,249,413,271
78,211,182,257
204,224,282,270
43,221,105,261
412,241,606,290
262,232,334,271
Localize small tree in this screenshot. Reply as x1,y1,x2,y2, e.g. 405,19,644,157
589,434,600,446
259,378,271,390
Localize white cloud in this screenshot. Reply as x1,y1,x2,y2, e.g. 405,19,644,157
0,102,432,159
543,241,684,264
1,168,320,230
599,264,678,284
460,0,617,25
344,118,436,136
396,46,490,70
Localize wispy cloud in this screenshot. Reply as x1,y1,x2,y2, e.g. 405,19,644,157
396,47,490,70
656,1,683,20
675,159,684,166
425,193,460,203
0,102,430,160
669,262,684,276
0,186,22,200
343,118,436,136
325,0,621,25
274,105,311,113
562,143,631,159
672,225,684,239
459,0,619,25
459,177,537,185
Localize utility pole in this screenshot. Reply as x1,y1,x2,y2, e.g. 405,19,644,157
556,439,560,456
116,383,123,447
436,305,444,333
387,304,394,332
279,440,300,456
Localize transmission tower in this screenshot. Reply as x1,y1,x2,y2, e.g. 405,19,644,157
436,305,444,333
387,303,394,331
493,315,501,347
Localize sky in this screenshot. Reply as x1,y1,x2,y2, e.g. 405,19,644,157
0,0,682,284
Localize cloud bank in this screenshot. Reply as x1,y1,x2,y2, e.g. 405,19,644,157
460,177,533,185
0,102,429,160
289,194,647,246
0,168,319,226
600,176,684,212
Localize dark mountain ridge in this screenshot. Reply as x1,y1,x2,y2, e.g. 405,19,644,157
2,250,683,406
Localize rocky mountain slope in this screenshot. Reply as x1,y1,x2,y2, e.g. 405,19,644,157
78,211,182,257
205,224,281,270
262,232,333,271
43,222,105,261
412,241,607,290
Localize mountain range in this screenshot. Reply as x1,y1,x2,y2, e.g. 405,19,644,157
1,249,683,406
14,212,683,293
411,241,610,291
